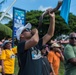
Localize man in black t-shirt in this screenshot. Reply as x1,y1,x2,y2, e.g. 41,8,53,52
16,11,55,75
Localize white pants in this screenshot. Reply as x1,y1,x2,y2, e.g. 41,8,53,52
0,73,2,75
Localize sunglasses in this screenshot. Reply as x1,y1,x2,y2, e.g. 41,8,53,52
70,37,76,40
22,28,31,33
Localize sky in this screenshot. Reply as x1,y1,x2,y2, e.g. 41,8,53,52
0,0,76,23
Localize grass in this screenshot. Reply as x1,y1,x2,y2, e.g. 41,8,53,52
14,58,65,75
59,62,65,75
14,58,19,75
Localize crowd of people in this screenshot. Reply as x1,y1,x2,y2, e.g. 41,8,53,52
0,10,76,75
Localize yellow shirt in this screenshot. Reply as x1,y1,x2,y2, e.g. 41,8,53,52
1,47,17,74
0,48,2,73
0,55,2,72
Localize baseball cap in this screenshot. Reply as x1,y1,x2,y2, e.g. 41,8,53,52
16,23,32,40
51,43,61,48
2,40,11,47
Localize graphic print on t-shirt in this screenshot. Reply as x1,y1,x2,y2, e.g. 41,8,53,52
10,54,15,58
31,47,41,60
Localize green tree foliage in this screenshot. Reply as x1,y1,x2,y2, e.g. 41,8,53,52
69,13,76,32
6,10,76,39
5,20,12,29
54,11,70,38
0,23,12,40
54,11,76,38
26,10,42,27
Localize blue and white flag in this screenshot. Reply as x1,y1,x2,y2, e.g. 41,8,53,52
13,7,26,37
60,0,71,24
12,7,26,46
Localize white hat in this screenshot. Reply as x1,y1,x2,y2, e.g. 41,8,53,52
51,43,61,48
2,40,11,47
16,23,32,40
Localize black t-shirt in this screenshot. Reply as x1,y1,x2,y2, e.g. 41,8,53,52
17,39,43,75
41,57,52,75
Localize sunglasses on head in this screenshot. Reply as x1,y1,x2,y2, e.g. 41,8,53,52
70,37,76,40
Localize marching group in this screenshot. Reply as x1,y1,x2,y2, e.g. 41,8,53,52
0,10,76,75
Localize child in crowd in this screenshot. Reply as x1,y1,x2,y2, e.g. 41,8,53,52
1,40,17,75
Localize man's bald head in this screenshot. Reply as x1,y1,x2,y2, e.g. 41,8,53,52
69,32,76,38
69,32,76,46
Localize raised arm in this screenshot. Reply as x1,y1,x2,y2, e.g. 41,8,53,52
56,48,64,61
24,28,39,50
42,11,55,45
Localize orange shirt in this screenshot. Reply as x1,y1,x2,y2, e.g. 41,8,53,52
47,51,61,75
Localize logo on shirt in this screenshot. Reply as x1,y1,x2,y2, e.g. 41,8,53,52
31,47,41,60
10,54,15,58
